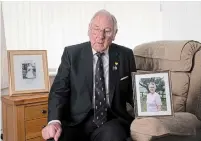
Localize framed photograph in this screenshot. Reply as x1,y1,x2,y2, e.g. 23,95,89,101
132,71,173,118
7,50,50,96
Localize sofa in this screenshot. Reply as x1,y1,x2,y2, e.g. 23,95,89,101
130,40,201,141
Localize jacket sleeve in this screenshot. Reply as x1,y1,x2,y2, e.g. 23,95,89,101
48,47,71,122
126,49,136,107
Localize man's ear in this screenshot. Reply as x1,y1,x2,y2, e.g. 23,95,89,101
112,29,118,41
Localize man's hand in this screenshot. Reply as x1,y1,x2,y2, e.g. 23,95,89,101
42,122,62,141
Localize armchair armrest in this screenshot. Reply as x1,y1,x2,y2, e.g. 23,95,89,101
130,112,201,141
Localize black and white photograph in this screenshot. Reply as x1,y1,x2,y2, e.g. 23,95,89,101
7,50,50,96
22,62,36,79
133,71,173,117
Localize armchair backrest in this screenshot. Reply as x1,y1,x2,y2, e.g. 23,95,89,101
133,40,201,120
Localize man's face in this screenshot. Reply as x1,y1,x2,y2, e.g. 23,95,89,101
88,14,116,52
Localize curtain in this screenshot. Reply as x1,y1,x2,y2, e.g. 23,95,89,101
1,1,162,73
1,2,8,90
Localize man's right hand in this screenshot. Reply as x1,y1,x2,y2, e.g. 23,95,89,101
42,122,62,141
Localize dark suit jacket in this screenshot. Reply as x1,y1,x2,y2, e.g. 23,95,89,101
48,42,136,126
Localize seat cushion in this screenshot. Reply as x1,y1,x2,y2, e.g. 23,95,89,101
130,112,201,141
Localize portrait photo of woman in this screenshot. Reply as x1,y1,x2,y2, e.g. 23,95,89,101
133,72,173,117
146,82,162,112
22,62,36,79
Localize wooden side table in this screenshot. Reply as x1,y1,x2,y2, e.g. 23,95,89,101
2,93,49,141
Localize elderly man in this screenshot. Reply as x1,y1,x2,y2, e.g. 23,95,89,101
42,9,136,141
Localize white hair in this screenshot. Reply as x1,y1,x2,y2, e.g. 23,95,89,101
89,9,118,32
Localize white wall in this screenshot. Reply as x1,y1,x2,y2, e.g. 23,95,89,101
162,1,201,41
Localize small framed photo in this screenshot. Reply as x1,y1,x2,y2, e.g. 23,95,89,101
7,50,50,96
132,71,173,118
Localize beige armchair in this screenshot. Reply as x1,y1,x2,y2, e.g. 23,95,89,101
130,40,201,141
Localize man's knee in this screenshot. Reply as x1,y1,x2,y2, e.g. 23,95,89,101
92,125,127,141
101,126,119,138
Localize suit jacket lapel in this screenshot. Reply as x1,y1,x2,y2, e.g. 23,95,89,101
81,42,93,100
109,44,119,105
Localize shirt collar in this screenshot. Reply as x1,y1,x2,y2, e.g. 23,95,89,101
92,47,109,56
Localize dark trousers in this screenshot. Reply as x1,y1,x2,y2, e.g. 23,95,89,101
49,109,130,141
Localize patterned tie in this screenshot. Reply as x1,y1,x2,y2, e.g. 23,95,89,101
93,52,107,127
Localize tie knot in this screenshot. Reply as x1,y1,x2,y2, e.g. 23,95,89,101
96,52,104,58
